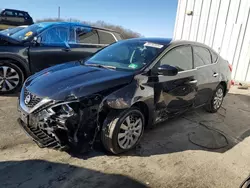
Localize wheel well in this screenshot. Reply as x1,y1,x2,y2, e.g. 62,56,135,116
99,101,150,127
219,81,227,96
132,102,149,127
0,58,28,78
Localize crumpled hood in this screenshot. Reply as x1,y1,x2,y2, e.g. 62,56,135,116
25,62,134,101
0,33,21,45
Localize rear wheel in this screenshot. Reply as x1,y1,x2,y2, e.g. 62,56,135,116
101,107,145,154
205,84,224,113
0,61,24,94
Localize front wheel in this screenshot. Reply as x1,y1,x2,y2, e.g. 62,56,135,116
205,84,224,113
101,107,145,154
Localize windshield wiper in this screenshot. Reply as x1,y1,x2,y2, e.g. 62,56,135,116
85,63,116,70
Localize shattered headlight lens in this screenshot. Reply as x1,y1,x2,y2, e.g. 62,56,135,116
47,101,78,118
61,104,74,115
55,104,74,117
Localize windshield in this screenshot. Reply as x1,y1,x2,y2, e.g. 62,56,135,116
0,27,25,36
85,40,166,71
11,23,53,41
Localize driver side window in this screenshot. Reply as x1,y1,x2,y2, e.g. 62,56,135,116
159,46,193,72
39,26,69,46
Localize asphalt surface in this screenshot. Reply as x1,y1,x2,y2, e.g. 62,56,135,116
0,86,250,188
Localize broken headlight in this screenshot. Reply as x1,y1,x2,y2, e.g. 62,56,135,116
52,103,74,117
47,101,79,118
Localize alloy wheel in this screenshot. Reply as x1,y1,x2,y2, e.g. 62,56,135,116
213,88,223,110
117,113,143,150
0,66,20,92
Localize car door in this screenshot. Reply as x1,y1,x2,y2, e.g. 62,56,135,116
29,25,78,73
192,45,220,107
68,26,110,61
150,45,198,117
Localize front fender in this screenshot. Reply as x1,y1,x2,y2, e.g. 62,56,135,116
104,80,154,109
103,79,155,128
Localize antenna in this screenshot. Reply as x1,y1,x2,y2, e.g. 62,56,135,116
58,6,60,19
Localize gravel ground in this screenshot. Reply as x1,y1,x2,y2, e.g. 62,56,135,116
0,86,250,188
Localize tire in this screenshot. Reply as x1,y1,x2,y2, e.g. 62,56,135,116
240,176,250,188
0,61,24,94
205,84,224,113
101,107,145,154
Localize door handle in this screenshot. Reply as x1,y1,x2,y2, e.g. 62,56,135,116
213,73,219,77
185,80,197,84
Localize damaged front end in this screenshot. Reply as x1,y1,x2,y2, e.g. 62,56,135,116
18,88,104,151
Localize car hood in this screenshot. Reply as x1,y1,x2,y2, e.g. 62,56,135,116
25,62,135,101
0,33,21,45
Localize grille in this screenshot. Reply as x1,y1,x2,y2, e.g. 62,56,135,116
24,88,42,108
18,119,64,149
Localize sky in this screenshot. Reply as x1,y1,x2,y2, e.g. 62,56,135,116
2,0,178,37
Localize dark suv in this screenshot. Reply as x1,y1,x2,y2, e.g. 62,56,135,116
0,22,122,94
0,9,33,28
17,38,232,154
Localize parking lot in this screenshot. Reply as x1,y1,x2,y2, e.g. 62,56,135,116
0,86,249,188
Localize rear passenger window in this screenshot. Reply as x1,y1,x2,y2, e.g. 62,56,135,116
74,27,98,44
97,30,116,44
18,12,24,17
193,46,211,67
159,46,193,72
113,33,122,40
12,11,18,17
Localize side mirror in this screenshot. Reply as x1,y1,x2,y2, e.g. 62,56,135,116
33,36,41,44
157,64,178,76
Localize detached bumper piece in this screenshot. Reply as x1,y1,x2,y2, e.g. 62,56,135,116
18,118,68,151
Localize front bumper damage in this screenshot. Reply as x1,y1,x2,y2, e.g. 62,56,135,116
18,118,64,149
18,93,104,152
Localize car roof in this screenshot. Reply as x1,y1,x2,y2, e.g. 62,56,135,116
91,26,119,33
38,22,120,33
126,37,172,45
39,22,90,27
123,38,217,53
2,8,28,13
171,40,217,52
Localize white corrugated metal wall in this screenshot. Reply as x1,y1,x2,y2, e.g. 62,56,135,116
174,0,250,82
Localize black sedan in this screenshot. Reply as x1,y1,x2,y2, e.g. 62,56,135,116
0,22,122,94
18,38,232,154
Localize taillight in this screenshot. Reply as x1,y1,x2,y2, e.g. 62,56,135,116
229,64,233,72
